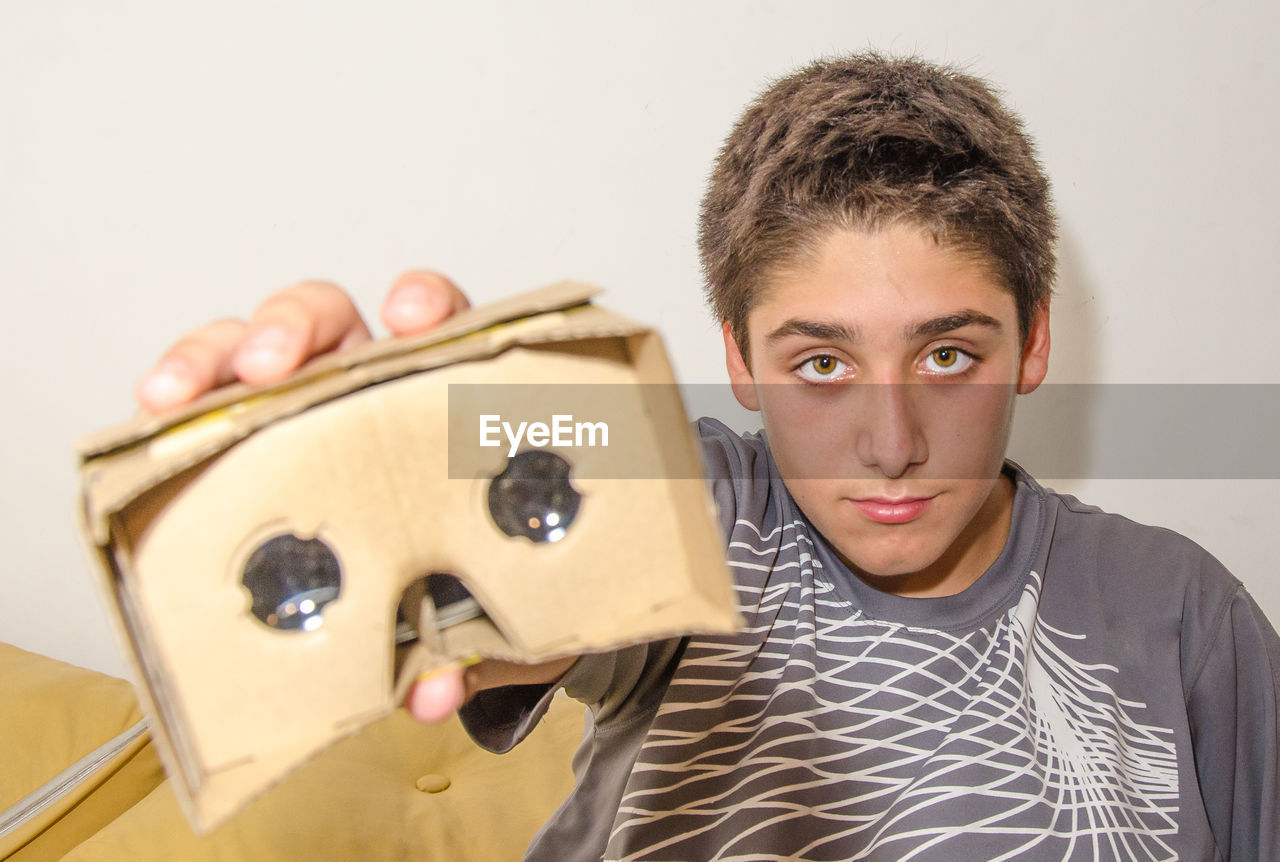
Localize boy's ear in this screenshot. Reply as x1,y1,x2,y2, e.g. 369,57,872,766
1016,305,1051,395
722,322,761,411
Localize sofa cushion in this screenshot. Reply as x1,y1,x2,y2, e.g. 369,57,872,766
0,643,164,860
2,641,585,859
64,700,584,860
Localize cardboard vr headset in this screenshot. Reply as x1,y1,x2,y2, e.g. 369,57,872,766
77,282,738,832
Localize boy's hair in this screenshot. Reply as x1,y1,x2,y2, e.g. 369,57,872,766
699,53,1057,357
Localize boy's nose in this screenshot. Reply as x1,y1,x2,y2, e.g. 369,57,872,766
854,384,928,479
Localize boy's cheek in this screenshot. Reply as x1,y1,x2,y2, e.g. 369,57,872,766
757,385,858,480
922,383,1018,479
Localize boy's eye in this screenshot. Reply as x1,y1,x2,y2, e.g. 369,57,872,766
796,354,849,382
922,347,974,375
812,355,838,374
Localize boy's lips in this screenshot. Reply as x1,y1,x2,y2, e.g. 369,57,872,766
848,494,937,524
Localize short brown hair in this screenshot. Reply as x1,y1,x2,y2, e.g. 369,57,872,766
699,53,1057,355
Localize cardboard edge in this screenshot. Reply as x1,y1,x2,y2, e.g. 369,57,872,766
75,281,604,459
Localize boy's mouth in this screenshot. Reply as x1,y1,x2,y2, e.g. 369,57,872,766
848,495,936,524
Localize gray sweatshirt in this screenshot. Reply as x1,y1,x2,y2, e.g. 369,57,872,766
460,419,1280,861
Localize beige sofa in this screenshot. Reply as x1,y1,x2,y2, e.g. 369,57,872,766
0,643,583,860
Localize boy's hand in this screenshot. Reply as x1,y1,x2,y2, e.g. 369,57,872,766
133,270,470,412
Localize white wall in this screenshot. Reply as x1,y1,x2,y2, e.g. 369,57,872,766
2,0,1276,678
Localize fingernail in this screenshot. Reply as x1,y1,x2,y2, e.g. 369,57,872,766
386,284,444,324
236,326,296,369
139,360,195,406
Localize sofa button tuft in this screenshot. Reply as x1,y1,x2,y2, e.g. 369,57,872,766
415,773,451,793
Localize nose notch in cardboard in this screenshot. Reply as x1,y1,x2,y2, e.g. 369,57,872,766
393,572,492,651
391,571,500,703
424,573,487,629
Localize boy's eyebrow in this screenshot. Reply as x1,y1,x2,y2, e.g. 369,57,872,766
765,319,862,344
907,310,1004,340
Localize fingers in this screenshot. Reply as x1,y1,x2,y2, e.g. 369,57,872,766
135,271,470,416
135,318,249,412
381,270,470,336
135,281,373,413
234,281,372,385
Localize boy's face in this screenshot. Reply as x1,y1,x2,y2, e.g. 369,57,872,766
724,225,1050,597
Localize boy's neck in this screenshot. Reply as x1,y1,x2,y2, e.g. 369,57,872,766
849,473,1017,599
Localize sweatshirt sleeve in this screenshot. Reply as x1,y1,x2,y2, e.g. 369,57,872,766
1184,583,1280,861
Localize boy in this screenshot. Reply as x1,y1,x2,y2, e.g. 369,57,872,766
136,54,1278,860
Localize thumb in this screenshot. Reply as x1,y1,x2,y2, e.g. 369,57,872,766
406,664,466,723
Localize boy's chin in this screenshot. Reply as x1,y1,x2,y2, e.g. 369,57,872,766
839,549,942,581
829,537,970,596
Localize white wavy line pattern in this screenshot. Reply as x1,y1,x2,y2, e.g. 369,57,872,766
605,518,1180,861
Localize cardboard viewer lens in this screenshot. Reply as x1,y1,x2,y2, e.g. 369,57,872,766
487,450,581,543
241,534,342,631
